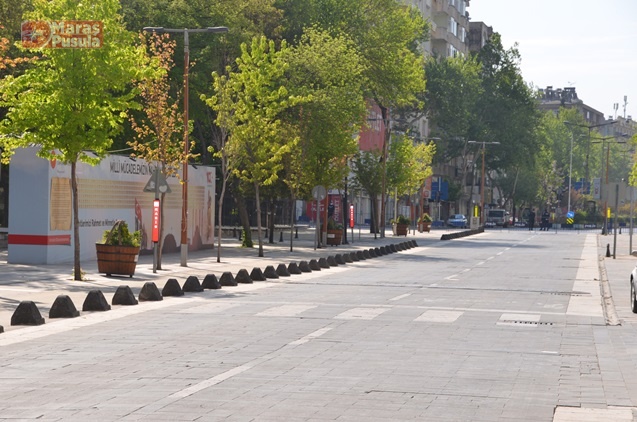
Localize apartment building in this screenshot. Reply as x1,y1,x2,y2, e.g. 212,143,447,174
538,86,606,127
468,21,493,53
406,0,470,58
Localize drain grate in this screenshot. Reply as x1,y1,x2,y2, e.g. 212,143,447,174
544,291,587,296
500,320,553,326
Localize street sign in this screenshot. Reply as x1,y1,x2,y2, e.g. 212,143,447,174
566,211,574,219
144,169,172,194
312,185,326,200
152,199,160,243
349,204,355,228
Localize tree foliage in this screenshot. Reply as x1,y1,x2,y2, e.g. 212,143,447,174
284,27,367,196
127,32,187,268
206,36,308,256
0,0,144,279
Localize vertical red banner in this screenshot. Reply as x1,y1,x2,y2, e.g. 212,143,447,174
152,199,160,243
349,204,355,228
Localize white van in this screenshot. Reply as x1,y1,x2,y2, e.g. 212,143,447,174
486,209,509,227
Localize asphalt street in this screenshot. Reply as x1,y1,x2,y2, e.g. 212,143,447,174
0,227,637,421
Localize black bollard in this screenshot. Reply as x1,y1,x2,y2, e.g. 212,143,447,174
295,226,298,239
279,231,284,242
606,243,611,258
238,230,242,241
233,227,236,238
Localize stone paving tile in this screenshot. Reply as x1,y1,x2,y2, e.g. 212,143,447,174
4,232,637,420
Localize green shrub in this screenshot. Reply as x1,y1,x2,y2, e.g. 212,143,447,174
100,220,140,247
395,215,410,225
419,213,432,223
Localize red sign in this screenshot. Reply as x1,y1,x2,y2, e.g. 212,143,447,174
305,194,342,222
349,204,355,228
152,199,160,243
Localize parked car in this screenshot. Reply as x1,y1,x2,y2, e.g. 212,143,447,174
447,214,468,228
631,265,637,313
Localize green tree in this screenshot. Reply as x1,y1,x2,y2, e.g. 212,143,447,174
473,34,542,208
207,36,308,257
278,0,428,235
127,32,187,269
423,55,482,156
351,149,383,234
0,0,144,280
284,27,367,198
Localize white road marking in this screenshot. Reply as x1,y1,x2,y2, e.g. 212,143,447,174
415,310,463,323
256,304,316,317
177,302,239,314
553,406,634,422
169,361,258,399
335,307,389,320
0,287,45,293
567,234,603,318
0,296,205,347
389,293,412,301
289,327,332,345
497,313,541,327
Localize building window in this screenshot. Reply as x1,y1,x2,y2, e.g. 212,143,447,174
449,17,457,36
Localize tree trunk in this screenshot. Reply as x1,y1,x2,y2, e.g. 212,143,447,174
71,160,81,281
268,200,275,244
370,193,379,238
289,194,295,252
255,183,264,257
379,105,390,238
157,191,166,270
232,178,252,247
216,169,228,263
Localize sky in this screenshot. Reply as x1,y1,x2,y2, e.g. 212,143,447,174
468,0,637,120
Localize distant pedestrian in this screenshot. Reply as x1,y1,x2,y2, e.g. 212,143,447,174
541,209,550,231
528,209,536,231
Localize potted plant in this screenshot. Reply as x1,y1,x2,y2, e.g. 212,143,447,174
326,218,343,246
418,213,432,233
395,215,410,236
96,220,141,277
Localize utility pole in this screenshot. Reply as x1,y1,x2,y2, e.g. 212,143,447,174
468,141,499,225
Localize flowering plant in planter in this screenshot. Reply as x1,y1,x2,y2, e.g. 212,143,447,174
100,220,141,247
418,213,432,223
96,220,141,277
395,215,410,225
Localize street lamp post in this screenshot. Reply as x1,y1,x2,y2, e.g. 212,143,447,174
467,141,500,225
143,26,228,266
563,120,617,192
563,122,588,214
591,135,627,234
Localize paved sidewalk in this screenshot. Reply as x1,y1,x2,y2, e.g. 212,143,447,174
0,226,446,332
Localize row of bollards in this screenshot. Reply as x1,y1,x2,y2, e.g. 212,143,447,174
2,240,419,332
